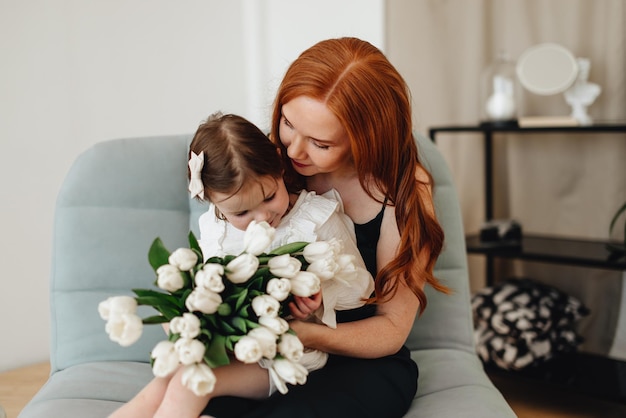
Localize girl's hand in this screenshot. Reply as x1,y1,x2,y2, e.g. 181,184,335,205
289,291,322,320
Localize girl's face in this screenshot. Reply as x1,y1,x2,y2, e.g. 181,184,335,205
279,96,353,178
210,176,290,231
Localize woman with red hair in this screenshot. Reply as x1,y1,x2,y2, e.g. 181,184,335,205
203,37,448,418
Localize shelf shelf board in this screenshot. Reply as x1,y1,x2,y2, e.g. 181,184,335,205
466,234,626,271
429,122,626,136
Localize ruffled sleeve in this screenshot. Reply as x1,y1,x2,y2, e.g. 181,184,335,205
272,190,341,246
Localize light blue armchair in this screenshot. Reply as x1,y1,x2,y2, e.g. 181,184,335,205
19,133,515,417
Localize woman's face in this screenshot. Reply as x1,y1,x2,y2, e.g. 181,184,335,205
209,175,290,231
279,96,353,178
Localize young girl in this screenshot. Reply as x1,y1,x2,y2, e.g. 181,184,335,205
109,112,373,418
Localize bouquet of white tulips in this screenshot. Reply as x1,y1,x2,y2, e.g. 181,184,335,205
98,221,354,396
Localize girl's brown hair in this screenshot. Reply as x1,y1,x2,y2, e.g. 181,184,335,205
189,112,285,200
270,37,448,313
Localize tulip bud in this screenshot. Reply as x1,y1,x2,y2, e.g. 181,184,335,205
266,278,291,301
268,254,302,279
156,264,185,292
289,271,321,297
226,253,259,284
181,363,217,397
185,287,222,314
243,220,276,256
251,295,280,318
168,248,199,271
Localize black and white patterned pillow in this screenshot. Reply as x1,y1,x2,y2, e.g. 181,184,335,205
471,278,589,370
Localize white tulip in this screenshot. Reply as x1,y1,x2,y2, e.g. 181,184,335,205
169,313,201,339
289,271,321,297
195,263,225,292
181,363,217,396
225,253,259,284
267,254,302,279
243,220,276,256
247,326,277,359
156,264,185,292
168,248,199,271
151,340,179,377
302,241,334,263
98,295,137,320
233,335,263,364
185,287,222,314
333,254,359,285
251,295,280,318
259,315,290,335
105,313,143,347
266,278,291,301
269,358,308,394
174,338,206,365
277,333,304,362
307,258,338,281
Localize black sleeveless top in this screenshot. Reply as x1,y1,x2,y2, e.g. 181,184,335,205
335,200,386,323
354,202,385,277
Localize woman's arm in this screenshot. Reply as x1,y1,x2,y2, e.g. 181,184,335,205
289,282,419,358
289,207,423,358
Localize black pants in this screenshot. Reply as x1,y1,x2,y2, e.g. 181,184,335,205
202,346,418,418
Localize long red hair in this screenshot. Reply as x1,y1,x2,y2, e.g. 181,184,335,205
270,37,448,314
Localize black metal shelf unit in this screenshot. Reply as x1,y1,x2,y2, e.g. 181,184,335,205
429,122,626,286
428,122,626,403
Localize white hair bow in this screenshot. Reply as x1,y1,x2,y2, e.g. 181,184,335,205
188,151,205,199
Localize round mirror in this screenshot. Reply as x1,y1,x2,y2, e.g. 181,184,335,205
516,43,579,95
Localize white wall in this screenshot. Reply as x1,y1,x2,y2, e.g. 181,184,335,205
0,0,383,372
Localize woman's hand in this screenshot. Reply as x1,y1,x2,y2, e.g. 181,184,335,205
289,291,322,320
287,319,319,348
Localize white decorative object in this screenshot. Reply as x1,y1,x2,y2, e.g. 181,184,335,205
516,43,582,126
480,51,518,124
486,75,516,120
564,58,601,126
516,43,578,96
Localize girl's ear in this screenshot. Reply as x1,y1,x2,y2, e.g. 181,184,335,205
214,206,227,221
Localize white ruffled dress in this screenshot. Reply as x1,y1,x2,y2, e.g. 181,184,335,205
197,189,374,329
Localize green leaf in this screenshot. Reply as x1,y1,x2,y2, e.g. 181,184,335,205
134,294,179,309
220,319,237,334
225,334,243,352
230,316,248,333
204,334,230,368
234,288,249,311
200,328,212,340
217,303,232,316
247,275,268,291
142,315,169,325
205,255,225,264
238,307,249,319
187,231,204,268
148,238,171,271
132,288,176,301
269,241,309,255
205,314,219,329
252,267,271,278
159,306,183,321
188,231,201,253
